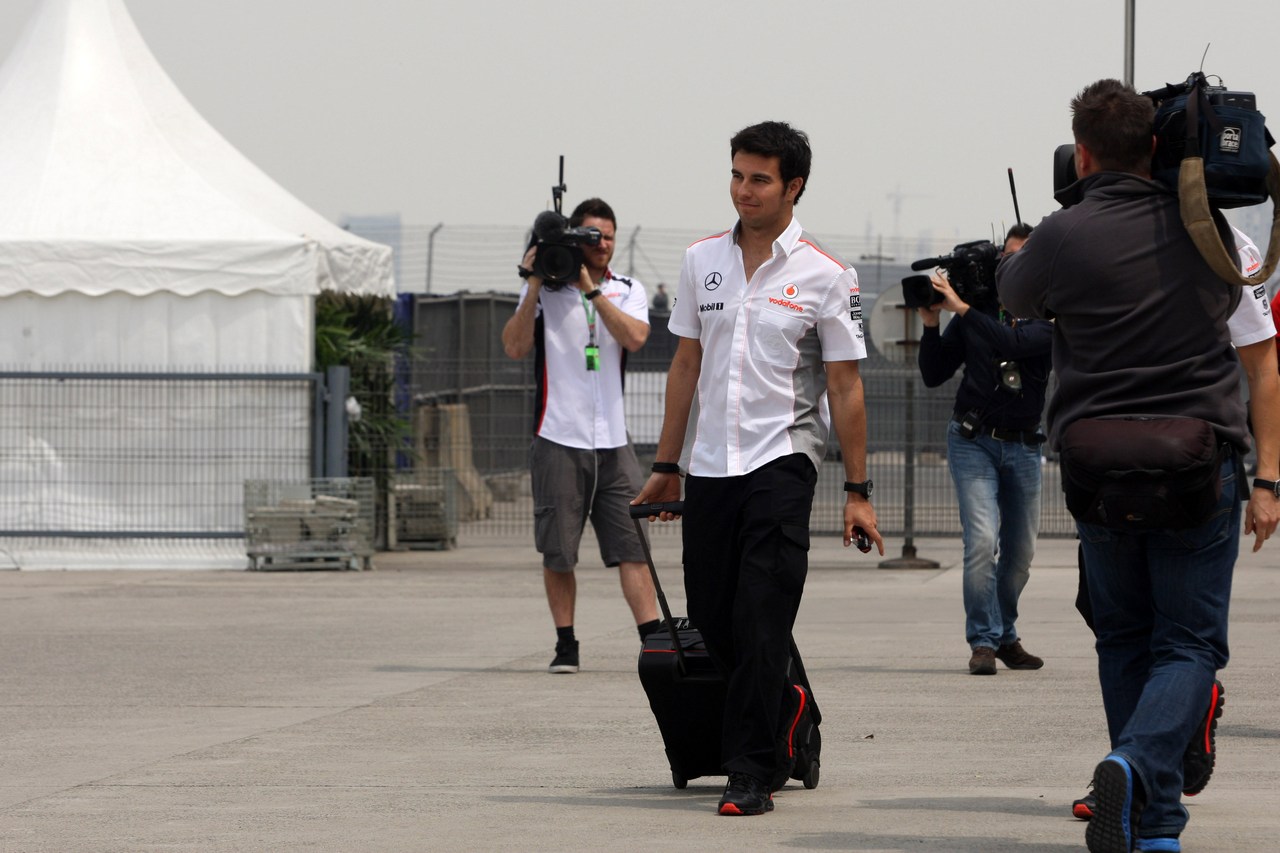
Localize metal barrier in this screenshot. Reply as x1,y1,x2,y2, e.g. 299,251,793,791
0,371,327,540
393,350,1077,541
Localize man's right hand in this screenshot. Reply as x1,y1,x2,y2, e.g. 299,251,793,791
520,246,542,288
916,301,944,328
632,473,682,521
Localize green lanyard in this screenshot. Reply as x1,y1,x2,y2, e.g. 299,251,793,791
580,292,600,371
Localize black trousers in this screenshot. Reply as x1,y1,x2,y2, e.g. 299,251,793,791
682,453,816,781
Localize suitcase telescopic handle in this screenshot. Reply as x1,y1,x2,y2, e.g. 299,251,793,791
628,501,684,519
630,501,688,676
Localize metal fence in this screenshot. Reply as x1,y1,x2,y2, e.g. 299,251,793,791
0,371,326,539
393,294,1079,542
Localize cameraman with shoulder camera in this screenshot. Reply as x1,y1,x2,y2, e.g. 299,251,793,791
916,224,1053,677
998,79,1278,852
501,197,659,675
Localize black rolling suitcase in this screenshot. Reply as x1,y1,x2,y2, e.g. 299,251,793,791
631,502,822,791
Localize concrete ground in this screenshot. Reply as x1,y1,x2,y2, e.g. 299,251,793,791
0,530,1277,852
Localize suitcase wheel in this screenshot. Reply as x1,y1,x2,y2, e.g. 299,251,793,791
802,759,820,790
672,770,688,790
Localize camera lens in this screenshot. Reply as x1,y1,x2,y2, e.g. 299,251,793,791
537,244,579,284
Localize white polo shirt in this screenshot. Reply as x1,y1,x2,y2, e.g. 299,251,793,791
1228,226,1275,347
668,217,867,477
518,270,648,450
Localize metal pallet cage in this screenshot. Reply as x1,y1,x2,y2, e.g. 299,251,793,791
243,478,375,570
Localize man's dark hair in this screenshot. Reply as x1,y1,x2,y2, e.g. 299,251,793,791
569,197,616,229
1005,222,1034,242
730,121,812,203
1071,79,1155,174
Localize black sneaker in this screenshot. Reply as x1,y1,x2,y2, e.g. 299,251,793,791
1072,785,1096,820
548,640,579,674
994,640,1044,670
1182,679,1224,796
1086,754,1142,853
718,772,773,816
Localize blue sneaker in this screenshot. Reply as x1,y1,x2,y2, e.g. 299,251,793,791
1135,838,1181,852
1086,754,1141,853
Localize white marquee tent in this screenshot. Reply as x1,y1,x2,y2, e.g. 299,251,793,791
0,0,395,368
0,0,395,568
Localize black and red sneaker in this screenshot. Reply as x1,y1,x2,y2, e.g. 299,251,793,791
1073,786,1096,820
1182,679,1225,796
718,772,773,816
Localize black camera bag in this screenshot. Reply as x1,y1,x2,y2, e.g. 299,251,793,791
1059,416,1224,531
1143,71,1280,288
1151,73,1274,209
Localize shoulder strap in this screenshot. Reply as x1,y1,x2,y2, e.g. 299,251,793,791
1179,151,1280,286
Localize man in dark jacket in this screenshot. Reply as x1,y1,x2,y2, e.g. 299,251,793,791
917,224,1052,675
998,78,1278,853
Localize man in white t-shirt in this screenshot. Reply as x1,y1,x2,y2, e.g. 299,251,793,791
635,121,883,816
502,198,658,674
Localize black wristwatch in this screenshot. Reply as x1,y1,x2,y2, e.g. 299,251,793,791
843,479,874,498
1253,477,1280,498
585,288,603,300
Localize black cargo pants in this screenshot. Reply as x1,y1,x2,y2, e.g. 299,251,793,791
682,452,816,782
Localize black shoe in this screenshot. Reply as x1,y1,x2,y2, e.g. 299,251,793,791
1182,679,1224,796
1072,784,1096,821
994,640,1044,670
548,640,579,674
1086,754,1142,853
968,646,997,675
718,772,773,816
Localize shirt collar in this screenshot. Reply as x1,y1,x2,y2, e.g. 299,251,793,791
731,216,804,257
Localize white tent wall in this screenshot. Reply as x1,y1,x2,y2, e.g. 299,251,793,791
0,0,395,569
1,291,313,368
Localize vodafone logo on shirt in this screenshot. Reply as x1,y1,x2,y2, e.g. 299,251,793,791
768,282,804,312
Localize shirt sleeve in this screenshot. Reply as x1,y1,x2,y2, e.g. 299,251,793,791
817,266,867,361
619,276,650,324
515,280,539,317
667,249,702,339
1228,281,1276,347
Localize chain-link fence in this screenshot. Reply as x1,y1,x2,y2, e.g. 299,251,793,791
389,293,1078,544
0,371,326,539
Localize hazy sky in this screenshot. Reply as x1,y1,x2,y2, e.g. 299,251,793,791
2,0,1278,245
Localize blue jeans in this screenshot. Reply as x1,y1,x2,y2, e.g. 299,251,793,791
1078,456,1239,838
947,420,1042,650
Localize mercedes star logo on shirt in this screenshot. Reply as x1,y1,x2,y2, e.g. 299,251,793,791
704,272,723,291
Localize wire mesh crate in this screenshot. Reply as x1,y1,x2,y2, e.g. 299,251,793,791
388,469,459,550
243,478,375,570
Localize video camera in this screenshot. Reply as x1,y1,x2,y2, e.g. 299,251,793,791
1050,70,1280,288
528,210,601,288
1052,72,1273,207
523,155,602,289
901,240,1000,309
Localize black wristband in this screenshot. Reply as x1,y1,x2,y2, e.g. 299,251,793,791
585,289,603,300
843,479,874,498
1253,477,1280,497
518,266,534,279
651,462,681,474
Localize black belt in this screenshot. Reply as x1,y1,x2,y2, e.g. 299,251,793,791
984,426,1045,445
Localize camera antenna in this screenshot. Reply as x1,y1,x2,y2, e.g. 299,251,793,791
552,155,567,215
1007,167,1023,226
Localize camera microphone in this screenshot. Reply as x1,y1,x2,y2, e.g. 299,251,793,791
910,256,947,271
533,210,568,241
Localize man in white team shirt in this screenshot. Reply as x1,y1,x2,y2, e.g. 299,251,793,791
502,197,659,675
635,121,884,816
